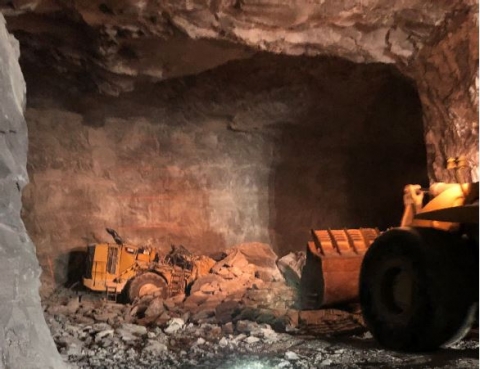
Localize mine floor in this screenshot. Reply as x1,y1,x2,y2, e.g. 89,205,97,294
42,286,478,369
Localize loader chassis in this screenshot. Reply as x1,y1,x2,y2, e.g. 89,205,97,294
83,235,204,302
359,182,479,351
301,180,478,351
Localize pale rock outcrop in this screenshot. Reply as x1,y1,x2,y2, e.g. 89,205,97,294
0,13,65,369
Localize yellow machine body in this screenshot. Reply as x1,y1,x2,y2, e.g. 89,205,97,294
83,239,215,300
83,243,158,293
301,181,478,310
404,182,475,231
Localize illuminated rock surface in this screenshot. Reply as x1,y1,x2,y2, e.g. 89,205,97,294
0,1,477,368
2,0,477,179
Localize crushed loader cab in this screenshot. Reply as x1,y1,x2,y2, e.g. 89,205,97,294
83,229,214,302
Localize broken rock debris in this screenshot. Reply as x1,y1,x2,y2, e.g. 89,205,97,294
42,242,477,368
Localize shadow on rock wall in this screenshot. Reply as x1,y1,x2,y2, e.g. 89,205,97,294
23,53,429,283
344,72,429,228
37,248,87,288
268,65,429,254
62,248,88,288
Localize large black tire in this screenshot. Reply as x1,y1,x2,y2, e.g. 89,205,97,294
360,227,478,352
127,272,168,302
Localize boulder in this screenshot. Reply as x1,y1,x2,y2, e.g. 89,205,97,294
66,297,81,315
215,300,242,324
117,323,148,338
155,311,172,326
234,243,284,282
164,318,185,335
144,297,165,319
211,249,249,274
190,274,225,295
276,251,306,288
184,291,209,306
193,256,217,278
143,340,168,356
191,309,215,322
115,323,147,342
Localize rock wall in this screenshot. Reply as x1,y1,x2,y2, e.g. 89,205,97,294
411,8,479,182
0,14,65,369
22,55,428,285
0,1,475,367
3,0,477,181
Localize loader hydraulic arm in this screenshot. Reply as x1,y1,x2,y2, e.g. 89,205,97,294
400,184,425,227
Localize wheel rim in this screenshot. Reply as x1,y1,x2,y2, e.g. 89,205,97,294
138,283,161,297
380,265,415,315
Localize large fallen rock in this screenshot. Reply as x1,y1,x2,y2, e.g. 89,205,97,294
211,249,253,279
190,274,226,295
277,251,306,288
192,256,217,279
232,243,284,282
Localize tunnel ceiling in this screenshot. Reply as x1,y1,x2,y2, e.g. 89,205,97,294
0,0,472,93
1,0,479,181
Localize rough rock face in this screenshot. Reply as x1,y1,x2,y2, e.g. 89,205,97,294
2,0,478,180
0,14,65,369
411,9,479,182
0,1,476,367
21,56,428,285
0,1,470,80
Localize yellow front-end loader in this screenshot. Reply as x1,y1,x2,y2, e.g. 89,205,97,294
83,229,214,302
360,158,478,351
301,157,479,351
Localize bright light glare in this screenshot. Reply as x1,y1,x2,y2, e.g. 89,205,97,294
227,361,274,369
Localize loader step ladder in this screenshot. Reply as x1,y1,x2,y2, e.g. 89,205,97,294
105,282,118,302
168,270,186,297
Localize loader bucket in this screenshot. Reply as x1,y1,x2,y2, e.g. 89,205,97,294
300,228,380,309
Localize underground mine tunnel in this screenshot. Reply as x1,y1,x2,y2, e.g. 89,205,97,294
23,54,430,288
0,1,478,369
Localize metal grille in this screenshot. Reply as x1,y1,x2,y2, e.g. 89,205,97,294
84,245,95,279
107,247,118,274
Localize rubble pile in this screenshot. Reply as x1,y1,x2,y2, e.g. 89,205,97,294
43,292,479,369
43,307,359,369
41,243,479,368
45,306,302,369
45,243,306,333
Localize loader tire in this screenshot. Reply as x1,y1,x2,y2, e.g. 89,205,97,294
360,227,478,352
127,272,168,302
